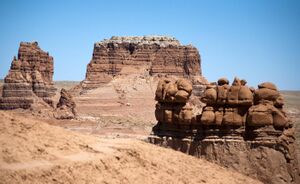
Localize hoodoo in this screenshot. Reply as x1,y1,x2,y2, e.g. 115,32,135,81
0,42,56,109
149,77,300,184
54,88,77,119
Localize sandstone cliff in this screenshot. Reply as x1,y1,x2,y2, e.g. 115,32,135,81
80,36,202,90
149,77,300,184
0,42,56,109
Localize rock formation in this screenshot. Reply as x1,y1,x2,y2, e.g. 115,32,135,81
200,77,253,128
149,77,300,184
54,88,77,119
80,36,202,90
0,42,56,109
155,78,194,125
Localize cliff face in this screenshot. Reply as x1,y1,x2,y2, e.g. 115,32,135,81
149,77,300,184
81,36,201,90
0,42,56,109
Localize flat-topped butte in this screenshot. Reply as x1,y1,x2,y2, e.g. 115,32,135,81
95,36,182,47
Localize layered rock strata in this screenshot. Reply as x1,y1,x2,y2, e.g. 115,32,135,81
54,88,77,119
0,42,56,109
149,77,300,184
81,36,202,90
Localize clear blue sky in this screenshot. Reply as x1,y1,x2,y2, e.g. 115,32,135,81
0,0,299,90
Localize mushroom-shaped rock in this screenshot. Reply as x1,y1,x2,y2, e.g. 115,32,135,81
247,102,275,127
227,77,241,105
201,106,215,125
258,82,277,91
176,78,193,93
155,78,192,103
217,78,229,86
202,85,217,105
254,82,280,104
154,77,195,125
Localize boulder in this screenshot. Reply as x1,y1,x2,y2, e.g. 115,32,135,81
178,104,193,124
254,88,280,103
165,82,178,97
247,103,274,127
222,108,244,126
155,78,192,103
217,78,229,86
215,107,224,125
155,79,169,101
201,106,215,125
216,85,229,105
232,77,241,86
174,90,190,103
258,82,277,91
176,78,193,93
202,86,217,105
273,108,289,128
227,77,241,105
238,86,253,106
274,94,285,108
227,85,241,105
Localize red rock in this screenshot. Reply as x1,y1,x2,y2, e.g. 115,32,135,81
215,107,224,125
227,77,241,105
0,42,56,109
202,86,217,105
81,36,201,90
54,88,77,119
154,77,194,125
238,85,253,106
201,106,216,125
222,107,244,126
258,82,277,90
217,77,229,85
216,85,229,105
178,103,193,124
151,79,298,184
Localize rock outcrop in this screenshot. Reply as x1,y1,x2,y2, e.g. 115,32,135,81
80,36,202,90
155,78,194,125
149,77,300,184
54,88,77,119
0,42,56,109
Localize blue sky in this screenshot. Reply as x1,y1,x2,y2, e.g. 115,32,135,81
0,0,299,90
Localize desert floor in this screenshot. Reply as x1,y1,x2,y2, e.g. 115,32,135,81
1,80,299,183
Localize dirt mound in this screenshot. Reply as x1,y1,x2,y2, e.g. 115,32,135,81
0,111,260,184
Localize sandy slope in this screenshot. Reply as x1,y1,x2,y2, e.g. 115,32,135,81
0,111,261,184
74,74,158,123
